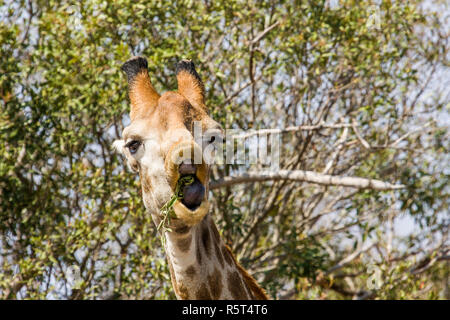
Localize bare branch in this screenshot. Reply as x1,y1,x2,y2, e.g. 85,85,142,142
210,170,406,190
323,126,348,174
391,121,432,147
352,120,370,149
220,75,262,107
326,242,375,275
250,21,280,45
232,122,354,140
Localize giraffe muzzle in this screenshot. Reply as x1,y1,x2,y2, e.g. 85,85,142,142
166,141,210,225
178,161,197,175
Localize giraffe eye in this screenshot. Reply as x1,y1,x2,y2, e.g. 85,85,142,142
126,140,141,155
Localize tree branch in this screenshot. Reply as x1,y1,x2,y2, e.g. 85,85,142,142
210,170,406,190
326,242,375,275
250,21,280,45
231,122,354,139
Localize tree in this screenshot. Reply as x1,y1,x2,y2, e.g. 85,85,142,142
0,0,448,299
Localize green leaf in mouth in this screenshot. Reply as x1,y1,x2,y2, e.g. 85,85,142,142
158,174,196,246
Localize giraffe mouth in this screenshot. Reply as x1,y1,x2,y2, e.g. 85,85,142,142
172,174,210,226
177,174,205,211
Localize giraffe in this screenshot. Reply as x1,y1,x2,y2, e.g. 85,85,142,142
113,56,268,300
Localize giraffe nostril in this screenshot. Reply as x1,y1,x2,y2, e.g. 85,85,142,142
179,162,197,175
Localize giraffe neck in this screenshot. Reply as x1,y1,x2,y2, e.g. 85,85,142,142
160,214,267,300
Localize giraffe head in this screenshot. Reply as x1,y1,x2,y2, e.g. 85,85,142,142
114,57,223,226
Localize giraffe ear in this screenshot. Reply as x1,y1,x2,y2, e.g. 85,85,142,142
121,56,160,121
176,59,206,110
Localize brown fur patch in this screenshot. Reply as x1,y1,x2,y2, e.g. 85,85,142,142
196,241,203,264
201,224,211,255
237,264,269,300
223,245,269,300
195,283,212,300
214,241,224,268
178,282,190,300
227,271,249,299
177,235,192,253
222,245,234,266
174,225,191,234
210,221,221,242
207,267,222,299
142,175,152,193
185,265,196,279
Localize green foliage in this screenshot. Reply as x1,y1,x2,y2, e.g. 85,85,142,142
157,174,195,246
1,0,448,299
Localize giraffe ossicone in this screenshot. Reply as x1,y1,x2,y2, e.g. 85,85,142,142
113,56,268,300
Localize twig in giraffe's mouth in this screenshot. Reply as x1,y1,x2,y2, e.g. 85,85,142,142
157,174,205,244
